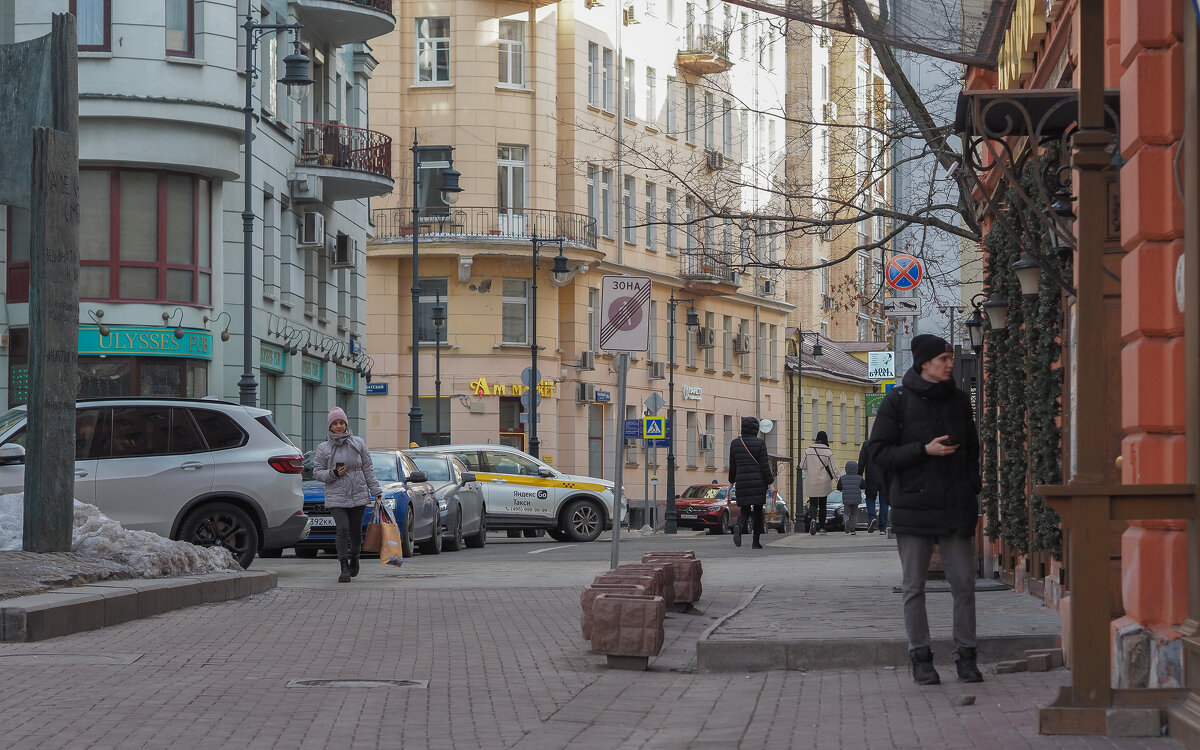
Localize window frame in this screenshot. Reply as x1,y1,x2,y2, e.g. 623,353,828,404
498,19,526,87
415,17,451,84
501,278,530,345
165,0,195,58
70,0,111,51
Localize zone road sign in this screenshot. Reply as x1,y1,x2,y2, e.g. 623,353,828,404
599,275,652,351
885,254,923,291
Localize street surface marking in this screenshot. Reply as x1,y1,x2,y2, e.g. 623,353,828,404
529,545,572,554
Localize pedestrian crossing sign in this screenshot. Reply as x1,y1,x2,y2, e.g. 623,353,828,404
642,416,666,439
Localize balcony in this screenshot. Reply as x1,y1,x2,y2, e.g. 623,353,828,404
679,248,741,296
676,25,734,75
292,0,395,47
293,122,393,202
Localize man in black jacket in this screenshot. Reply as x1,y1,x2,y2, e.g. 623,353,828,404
868,334,983,686
728,416,774,550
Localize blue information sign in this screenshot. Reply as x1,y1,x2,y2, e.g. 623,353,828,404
366,382,388,395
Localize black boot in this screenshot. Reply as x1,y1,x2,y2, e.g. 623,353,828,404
349,554,360,578
954,647,984,683
910,647,941,685
338,558,351,583
752,531,762,549
733,522,742,547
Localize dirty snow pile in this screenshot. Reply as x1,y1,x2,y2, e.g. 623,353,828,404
0,493,241,576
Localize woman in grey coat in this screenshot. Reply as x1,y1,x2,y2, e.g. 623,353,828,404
312,407,382,582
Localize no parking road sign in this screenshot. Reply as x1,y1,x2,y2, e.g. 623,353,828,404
885,254,923,291
600,275,652,351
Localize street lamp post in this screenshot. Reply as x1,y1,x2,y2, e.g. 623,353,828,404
794,331,822,529
239,13,312,406
409,132,462,446
963,293,989,430
527,235,570,459
432,294,445,445
664,294,699,534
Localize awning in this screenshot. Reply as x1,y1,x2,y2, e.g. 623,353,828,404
954,88,1120,138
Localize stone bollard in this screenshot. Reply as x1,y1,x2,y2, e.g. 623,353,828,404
580,583,647,640
594,572,661,600
613,563,675,608
642,554,703,606
589,593,666,670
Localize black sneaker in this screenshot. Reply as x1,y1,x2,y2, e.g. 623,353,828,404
733,525,742,547
868,519,879,534
910,647,941,685
809,523,817,536
954,648,984,683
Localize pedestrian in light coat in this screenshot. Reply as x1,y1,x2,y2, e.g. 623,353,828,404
312,407,382,583
800,431,839,534
728,416,774,550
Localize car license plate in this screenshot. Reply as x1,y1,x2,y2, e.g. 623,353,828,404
680,513,697,520
309,516,336,527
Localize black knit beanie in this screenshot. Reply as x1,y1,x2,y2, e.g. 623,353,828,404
911,334,952,370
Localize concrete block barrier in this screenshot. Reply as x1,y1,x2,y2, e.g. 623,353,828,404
642,554,703,604
613,563,675,608
594,572,661,600
580,583,647,640
589,593,666,666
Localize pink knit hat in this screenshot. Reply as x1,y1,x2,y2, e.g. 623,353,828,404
327,406,348,428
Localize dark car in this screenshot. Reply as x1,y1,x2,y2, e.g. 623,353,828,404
404,451,487,551
292,450,438,557
810,490,870,533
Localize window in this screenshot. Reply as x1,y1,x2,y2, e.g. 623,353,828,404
587,164,598,225
417,278,449,343
502,278,529,344
497,145,527,215
722,315,732,371
259,12,278,117
684,197,696,253
601,168,613,237
623,57,635,118
665,78,677,136
645,68,656,127
665,189,677,255
819,257,828,296
704,312,715,370
740,12,748,59
588,43,600,106
722,99,733,157
685,83,696,144
704,91,714,149
498,19,525,86
588,288,601,350
623,175,636,244
644,183,656,250
8,169,212,304
70,0,110,51
603,48,614,110
416,17,450,83
165,0,193,56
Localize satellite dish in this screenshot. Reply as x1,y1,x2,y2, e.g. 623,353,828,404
759,418,774,434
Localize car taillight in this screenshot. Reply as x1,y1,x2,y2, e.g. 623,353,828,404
269,454,305,474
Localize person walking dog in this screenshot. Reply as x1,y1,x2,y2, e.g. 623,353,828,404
800,431,839,534
728,416,774,550
312,407,382,583
868,334,983,686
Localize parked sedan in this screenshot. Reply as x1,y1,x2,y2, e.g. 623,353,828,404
675,483,738,534
404,451,486,551
295,450,438,557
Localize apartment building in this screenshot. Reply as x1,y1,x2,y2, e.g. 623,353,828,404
0,0,393,450
366,0,796,487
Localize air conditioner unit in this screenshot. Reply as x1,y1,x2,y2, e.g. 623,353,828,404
698,434,715,451
577,382,597,403
332,233,355,268
649,361,666,379
822,100,838,122
299,212,325,246
579,350,596,370
302,127,322,155
733,333,752,353
697,326,716,349
622,5,638,25
761,279,777,295
705,150,724,170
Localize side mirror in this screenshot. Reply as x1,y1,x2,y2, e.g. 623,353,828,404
460,472,477,484
407,471,429,484
538,467,554,478
0,443,25,465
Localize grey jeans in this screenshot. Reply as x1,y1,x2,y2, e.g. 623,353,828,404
896,533,977,654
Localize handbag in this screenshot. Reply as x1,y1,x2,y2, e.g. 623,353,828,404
362,500,383,553
376,503,405,567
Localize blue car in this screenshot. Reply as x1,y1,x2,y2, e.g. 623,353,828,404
293,450,439,558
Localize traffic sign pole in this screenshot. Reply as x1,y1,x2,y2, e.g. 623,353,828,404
609,352,630,569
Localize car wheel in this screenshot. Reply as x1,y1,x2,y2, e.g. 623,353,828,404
259,547,283,558
419,515,443,555
465,509,487,549
178,502,259,570
401,505,415,558
445,509,465,552
506,530,522,539
295,547,318,559
562,499,603,542
716,511,729,535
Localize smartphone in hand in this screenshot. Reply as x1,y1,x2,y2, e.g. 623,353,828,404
942,439,959,447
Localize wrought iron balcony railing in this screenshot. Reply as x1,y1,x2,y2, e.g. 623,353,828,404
298,122,392,179
371,207,598,250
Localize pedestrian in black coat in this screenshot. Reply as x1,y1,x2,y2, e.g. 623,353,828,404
867,334,983,686
728,416,774,550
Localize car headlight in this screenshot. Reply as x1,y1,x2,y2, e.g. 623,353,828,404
438,499,447,511
708,503,724,511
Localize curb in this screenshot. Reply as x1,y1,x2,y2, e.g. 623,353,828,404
696,634,1060,672
0,571,277,642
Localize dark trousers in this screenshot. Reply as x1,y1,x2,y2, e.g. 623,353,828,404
330,505,366,561
737,504,764,538
808,496,828,530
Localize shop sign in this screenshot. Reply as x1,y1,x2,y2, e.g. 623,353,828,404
259,344,284,372
335,366,355,391
79,326,213,360
681,385,702,401
301,357,323,382
469,376,556,398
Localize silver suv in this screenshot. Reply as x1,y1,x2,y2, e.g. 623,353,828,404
0,398,309,568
